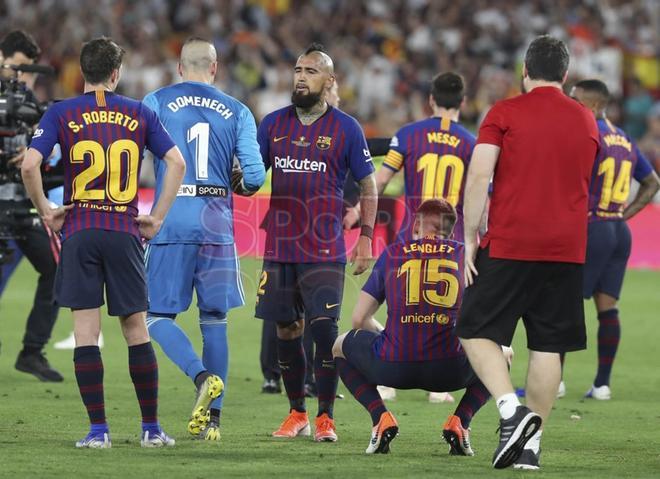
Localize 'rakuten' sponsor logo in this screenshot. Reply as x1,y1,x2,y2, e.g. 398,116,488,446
274,155,327,173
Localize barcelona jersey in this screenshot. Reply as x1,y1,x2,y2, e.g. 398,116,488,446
588,119,653,222
257,105,374,263
383,117,475,242
30,90,175,240
362,236,464,361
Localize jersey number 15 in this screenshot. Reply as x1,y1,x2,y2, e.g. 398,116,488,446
397,258,459,307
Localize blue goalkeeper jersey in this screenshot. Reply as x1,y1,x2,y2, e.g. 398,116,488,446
143,81,265,244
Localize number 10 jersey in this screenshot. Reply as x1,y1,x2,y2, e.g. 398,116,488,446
30,90,175,240
383,117,475,243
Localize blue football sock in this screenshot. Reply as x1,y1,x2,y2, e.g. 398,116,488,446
147,315,205,382
200,311,229,411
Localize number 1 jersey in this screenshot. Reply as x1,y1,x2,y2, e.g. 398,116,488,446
30,91,175,240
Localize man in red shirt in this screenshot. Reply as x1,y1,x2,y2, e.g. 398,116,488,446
456,35,599,470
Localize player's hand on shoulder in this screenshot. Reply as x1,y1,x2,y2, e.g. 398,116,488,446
42,204,73,233
136,214,163,240
231,167,258,197
351,235,372,275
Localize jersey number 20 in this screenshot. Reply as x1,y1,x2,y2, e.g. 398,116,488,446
71,139,139,204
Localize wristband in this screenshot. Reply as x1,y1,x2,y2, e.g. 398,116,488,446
360,225,374,239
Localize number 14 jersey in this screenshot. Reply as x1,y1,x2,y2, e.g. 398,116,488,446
30,90,175,240
383,117,475,243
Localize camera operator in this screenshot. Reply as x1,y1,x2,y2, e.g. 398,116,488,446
0,30,62,382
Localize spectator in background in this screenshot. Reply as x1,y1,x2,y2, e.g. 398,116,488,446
638,103,660,176
624,78,654,140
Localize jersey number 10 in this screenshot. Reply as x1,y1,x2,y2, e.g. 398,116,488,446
417,153,464,206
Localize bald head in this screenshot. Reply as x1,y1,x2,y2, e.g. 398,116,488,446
179,37,217,82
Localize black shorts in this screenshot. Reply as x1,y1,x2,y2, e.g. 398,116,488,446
583,221,631,300
255,261,344,324
55,229,147,317
341,329,479,392
456,246,586,353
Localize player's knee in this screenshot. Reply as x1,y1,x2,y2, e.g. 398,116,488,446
332,333,346,359
276,319,304,340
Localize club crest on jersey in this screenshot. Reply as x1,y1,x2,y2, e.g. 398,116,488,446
316,135,332,150
292,136,311,147
114,206,128,213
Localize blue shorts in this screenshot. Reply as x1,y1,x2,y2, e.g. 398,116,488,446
55,230,147,316
254,261,345,324
583,221,631,300
341,329,479,392
146,243,244,314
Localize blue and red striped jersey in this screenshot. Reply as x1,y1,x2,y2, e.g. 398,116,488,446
30,91,175,240
383,117,475,243
362,236,464,361
257,105,374,263
588,118,653,222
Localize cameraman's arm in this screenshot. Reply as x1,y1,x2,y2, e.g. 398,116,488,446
21,148,50,215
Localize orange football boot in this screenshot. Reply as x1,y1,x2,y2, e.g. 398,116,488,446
272,410,311,438
442,414,474,456
366,411,398,454
314,413,338,442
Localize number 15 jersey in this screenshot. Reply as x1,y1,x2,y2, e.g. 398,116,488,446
30,90,175,240
383,117,475,243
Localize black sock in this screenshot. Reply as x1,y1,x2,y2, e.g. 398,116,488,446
210,408,221,424
74,346,106,427
336,357,386,426
194,370,211,389
128,342,159,427
310,319,338,418
277,336,306,413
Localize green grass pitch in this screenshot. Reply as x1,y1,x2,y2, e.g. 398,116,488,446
1,259,659,478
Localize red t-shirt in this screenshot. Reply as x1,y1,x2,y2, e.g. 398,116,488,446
478,87,599,263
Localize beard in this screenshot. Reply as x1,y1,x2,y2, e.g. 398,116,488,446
291,89,323,109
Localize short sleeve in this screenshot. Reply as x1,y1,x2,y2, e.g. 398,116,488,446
477,103,506,147
257,115,271,170
346,117,375,182
142,92,160,117
383,129,405,171
29,106,60,160
632,142,654,181
362,251,387,303
143,104,176,158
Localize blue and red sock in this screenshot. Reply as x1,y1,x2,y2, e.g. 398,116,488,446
128,342,160,431
454,381,490,429
277,335,306,413
595,308,620,387
336,357,386,426
310,319,338,418
74,345,107,430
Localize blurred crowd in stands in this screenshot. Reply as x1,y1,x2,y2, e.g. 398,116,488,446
2,0,659,170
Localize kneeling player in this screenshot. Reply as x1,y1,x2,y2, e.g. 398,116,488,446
333,199,494,455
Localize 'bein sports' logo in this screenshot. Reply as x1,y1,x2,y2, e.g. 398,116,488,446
274,155,327,174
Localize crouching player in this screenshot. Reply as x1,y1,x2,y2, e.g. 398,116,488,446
333,199,500,454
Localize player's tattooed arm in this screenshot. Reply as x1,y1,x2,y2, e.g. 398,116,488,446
351,173,377,275
623,171,660,220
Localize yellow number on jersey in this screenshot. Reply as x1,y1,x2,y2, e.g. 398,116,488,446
597,157,631,210
416,153,464,206
397,258,459,307
257,271,268,296
70,139,140,204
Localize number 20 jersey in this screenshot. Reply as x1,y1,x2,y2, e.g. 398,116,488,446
362,236,464,361
30,91,175,240
383,117,475,243
587,118,653,222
